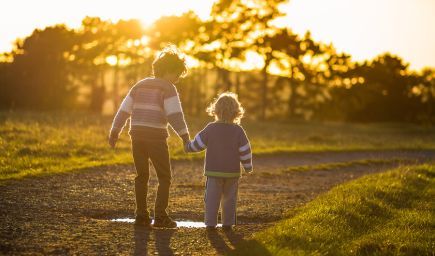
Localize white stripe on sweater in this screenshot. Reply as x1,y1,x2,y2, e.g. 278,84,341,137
178,128,188,135
243,163,252,169
239,143,250,152
120,95,133,114
195,134,206,149
189,141,199,151
164,96,182,115
240,153,252,161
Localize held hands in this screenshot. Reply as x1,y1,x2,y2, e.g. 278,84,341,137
182,135,190,153
183,139,190,153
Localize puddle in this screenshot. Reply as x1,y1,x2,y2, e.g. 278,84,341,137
111,218,222,228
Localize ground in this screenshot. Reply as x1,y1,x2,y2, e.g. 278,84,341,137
1,150,434,255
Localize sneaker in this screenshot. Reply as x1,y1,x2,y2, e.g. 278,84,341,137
153,216,177,228
135,215,152,228
205,226,217,234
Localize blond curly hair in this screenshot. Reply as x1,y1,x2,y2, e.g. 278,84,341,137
206,92,245,124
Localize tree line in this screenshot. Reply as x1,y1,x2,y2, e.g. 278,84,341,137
0,0,434,122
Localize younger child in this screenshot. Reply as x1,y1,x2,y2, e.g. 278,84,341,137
185,92,253,230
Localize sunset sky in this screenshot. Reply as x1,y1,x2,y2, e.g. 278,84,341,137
1,0,434,70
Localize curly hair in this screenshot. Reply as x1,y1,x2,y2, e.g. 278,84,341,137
152,44,188,78
206,92,245,124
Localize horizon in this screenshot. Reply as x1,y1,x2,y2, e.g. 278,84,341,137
1,0,434,70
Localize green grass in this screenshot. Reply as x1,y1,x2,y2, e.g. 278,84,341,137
280,158,407,174
232,164,435,255
1,110,435,180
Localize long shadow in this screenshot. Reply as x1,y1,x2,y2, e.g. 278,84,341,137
133,225,151,256
223,228,246,248
154,229,176,256
134,225,176,256
206,229,231,255
207,228,271,255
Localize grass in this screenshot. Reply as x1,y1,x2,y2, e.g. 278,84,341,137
1,110,435,180
232,164,435,255
280,158,408,174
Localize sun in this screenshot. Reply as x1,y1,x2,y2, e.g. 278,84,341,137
0,0,215,54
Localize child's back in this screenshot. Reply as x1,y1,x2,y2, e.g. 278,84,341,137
185,92,252,229
109,46,190,228
189,122,251,177
112,77,188,141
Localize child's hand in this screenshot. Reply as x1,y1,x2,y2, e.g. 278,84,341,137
108,136,117,149
182,137,190,146
183,142,190,153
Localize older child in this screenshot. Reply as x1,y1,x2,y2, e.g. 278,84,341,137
185,92,253,230
109,45,190,228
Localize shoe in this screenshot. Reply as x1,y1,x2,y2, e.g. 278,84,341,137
205,226,217,234
153,216,177,228
135,215,152,228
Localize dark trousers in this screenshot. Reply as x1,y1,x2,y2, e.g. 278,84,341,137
132,139,172,218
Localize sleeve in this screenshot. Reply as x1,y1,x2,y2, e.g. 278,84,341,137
186,125,209,153
163,84,189,141
109,88,134,139
238,127,253,172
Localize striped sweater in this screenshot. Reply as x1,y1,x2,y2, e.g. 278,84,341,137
110,77,189,141
186,122,253,177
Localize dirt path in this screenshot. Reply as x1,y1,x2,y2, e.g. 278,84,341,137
1,150,434,255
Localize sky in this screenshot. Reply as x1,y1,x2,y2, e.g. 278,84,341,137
1,0,434,70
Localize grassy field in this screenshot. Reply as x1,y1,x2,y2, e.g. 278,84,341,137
281,158,406,173
1,111,435,180
232,164,435,255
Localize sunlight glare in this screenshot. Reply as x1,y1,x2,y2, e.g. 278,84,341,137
274,0,435,70
241,50,264,71
111,218,222,228
106,56,118,66
185,55,200,68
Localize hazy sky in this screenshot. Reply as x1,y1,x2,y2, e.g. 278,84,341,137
1,0,434,70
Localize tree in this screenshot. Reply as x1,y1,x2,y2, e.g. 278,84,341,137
71,17,112,112
208,0,289,119
3,25,78,109
410,68,435,122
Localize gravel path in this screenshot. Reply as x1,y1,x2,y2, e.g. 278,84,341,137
1,150,434,255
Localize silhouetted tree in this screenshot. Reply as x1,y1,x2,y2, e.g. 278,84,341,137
0,12,433,124
208,0,289,119
410,68,435,122
2,25,77,109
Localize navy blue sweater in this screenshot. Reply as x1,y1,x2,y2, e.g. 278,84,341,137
186,122,253,177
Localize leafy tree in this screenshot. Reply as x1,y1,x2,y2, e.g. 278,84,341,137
207,0,289,119
3,25,77,109
410,68,435,122
71,17,112,112
323,53,417,122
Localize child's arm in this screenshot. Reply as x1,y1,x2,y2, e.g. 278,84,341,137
163,84,190,143
185,127,209,153
239,129,253,173
109,90,133,148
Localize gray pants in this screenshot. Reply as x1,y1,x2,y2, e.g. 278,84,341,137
204,177,239,227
